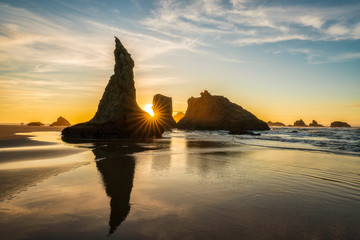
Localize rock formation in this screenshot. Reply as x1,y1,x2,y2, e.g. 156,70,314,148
331,121,351,128
177,90,269,131
62,37,164,140
27,122,44,126
293,119,306,127
173,112,185,123
152,94,176,131
50,116,71,127
309,120,323,127
267,121,286,127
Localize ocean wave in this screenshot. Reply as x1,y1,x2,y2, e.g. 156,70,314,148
231,127,360,157
168,128,360,157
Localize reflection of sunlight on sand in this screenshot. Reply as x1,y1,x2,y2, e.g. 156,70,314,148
1,145,66,152
170,132,187,153
169,132,188,169
129,132,190,220
0,131,89,170
16,131,64,143
0,151,93,170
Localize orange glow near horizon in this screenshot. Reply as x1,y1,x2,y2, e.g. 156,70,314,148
143,104,155,117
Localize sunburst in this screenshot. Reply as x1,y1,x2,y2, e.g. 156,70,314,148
143,104,154,117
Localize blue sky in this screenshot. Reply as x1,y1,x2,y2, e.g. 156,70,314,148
0,0,359,125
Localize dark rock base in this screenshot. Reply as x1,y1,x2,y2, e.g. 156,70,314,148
62,120,163,142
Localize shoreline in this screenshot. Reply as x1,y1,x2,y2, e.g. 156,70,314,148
0,125,66,148
0,125,89,201
0,125,66,140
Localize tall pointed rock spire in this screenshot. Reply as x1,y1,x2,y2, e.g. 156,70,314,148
62,37,165,140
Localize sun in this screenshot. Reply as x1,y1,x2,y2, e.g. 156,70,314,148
143,104,154,117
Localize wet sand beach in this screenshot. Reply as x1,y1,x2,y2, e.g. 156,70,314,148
0,125,66,148
0,128,359,239
0,125,87,200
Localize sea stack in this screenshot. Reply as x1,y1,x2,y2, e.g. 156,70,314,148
331,121,351,128
267,121,286,127
178,90,269,131
62,37,164,140
309,120,323,127
27,122,44,126
293,119,307,127
152,94,176,131
50,116,71,127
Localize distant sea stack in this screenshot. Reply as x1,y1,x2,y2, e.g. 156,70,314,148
173,112,185,123
293,119,307,127
27,122,44,126
50,116,71,127
331,121,351,128
267,121,286,127
152,94,176,131
62,37,165,140
178,90,269,131
309,120,323,127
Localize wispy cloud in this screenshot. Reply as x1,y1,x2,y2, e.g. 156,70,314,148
278,48,360,64
139,0,360,65
328,52,360,63
0,2,199,76
0,1,201,109
0,4,111,72
143,0,360,49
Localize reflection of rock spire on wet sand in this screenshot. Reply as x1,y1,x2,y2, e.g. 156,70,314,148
92,144,136,235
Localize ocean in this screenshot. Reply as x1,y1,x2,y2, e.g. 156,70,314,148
213,127,360,157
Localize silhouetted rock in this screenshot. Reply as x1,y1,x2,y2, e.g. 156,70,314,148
27,122,44,126
178,90,269,131
173,112,185,123
267,121,286,127
309,120,323,127
62,37,164,140
293,119,307,127
331,121,351,128
50,116,71,127
152,94,176,131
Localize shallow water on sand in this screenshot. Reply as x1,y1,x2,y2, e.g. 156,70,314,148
0,130,360,239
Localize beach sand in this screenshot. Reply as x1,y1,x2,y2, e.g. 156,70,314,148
0,125,87,200
0,129,359,239
0,125,66,148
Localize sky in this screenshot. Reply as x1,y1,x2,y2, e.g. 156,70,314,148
0,0,359,126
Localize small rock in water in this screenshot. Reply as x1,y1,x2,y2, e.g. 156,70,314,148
293,119,307,127
330,121,351,128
